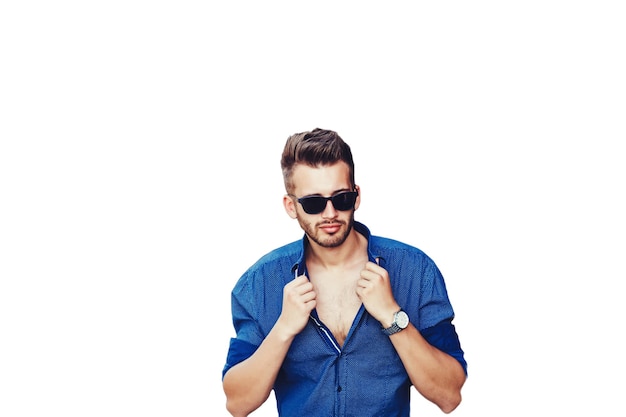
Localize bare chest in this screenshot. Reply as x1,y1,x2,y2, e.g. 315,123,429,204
309,267,363,347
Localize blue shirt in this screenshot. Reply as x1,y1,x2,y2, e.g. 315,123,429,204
223,222,466,417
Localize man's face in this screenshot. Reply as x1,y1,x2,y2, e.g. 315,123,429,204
284,161,360,248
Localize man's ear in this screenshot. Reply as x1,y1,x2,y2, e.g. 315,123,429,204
283,194,298,219
354,184,361,211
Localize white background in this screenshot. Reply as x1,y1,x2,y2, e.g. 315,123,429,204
1,1,625,416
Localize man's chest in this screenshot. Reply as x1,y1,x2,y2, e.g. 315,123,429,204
309,267,363,346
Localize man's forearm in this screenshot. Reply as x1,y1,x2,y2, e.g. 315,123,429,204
223,323,295,416
389,325,466,413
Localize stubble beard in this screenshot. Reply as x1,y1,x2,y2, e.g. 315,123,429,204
297,211,355,248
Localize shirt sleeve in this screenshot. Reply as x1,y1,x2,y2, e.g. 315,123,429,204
221,272,265,379
222,338,258,379
421,318,468,376
412,254,467,375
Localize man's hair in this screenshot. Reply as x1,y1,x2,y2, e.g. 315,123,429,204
281,128,355,194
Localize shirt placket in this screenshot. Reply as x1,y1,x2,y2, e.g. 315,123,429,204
335,350,348,416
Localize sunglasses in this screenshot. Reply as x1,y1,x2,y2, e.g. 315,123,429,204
294,190,358,215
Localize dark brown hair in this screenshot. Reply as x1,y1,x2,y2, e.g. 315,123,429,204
281,128,355,194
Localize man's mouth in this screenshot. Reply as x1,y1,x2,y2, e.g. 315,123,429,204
319,223,342,233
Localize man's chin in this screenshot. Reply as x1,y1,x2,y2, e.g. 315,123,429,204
318,237,345,248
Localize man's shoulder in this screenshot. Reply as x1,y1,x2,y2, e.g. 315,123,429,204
369,234,438,269
370,234,425,254
240,240,302,279
357,222,432,263
232,240,302,295
255,240,301,265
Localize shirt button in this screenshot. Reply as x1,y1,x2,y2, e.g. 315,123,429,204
337,386,342,392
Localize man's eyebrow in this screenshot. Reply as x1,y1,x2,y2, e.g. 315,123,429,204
303,188,352,197
332,188,353,194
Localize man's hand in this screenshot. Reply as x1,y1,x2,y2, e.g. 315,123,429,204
356,261,399,327
276,275,316,338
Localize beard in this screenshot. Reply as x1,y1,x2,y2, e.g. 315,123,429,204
296,210,355,248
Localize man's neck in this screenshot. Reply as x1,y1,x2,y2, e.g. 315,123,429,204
306,229,367,270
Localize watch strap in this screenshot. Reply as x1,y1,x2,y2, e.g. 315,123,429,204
382,322,403,336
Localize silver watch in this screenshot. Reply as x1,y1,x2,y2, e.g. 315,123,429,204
381,310,409,336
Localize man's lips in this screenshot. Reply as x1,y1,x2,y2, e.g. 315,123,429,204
319,223,342,233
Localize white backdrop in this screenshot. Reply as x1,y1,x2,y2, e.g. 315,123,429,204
1,1,625,416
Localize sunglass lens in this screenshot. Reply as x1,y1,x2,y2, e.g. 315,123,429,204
301,198,326,214
332,192,357,211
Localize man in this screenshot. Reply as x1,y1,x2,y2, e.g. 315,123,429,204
222,128,467,416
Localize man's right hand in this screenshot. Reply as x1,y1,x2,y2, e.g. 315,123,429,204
276,275,316,338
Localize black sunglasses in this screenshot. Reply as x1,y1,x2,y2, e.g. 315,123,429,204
294,190,358,215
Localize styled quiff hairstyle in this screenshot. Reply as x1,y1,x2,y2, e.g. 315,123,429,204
281,128,355,194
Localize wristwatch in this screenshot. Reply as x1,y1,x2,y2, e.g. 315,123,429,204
381,309,409,336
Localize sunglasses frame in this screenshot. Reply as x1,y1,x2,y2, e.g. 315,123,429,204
293,190,359,215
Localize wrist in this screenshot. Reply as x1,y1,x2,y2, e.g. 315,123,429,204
381,308,409,336
272,319,298,342
379,305,401,328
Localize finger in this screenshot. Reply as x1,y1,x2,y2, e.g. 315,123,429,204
300,290,317,302
293,274,308,283
286,275,309,291
288,281,315,300
357,275,377,292
303,298,317,312
364,261,384,274
360,268,380,282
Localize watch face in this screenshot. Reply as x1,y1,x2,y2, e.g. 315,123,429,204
396,311,409,329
